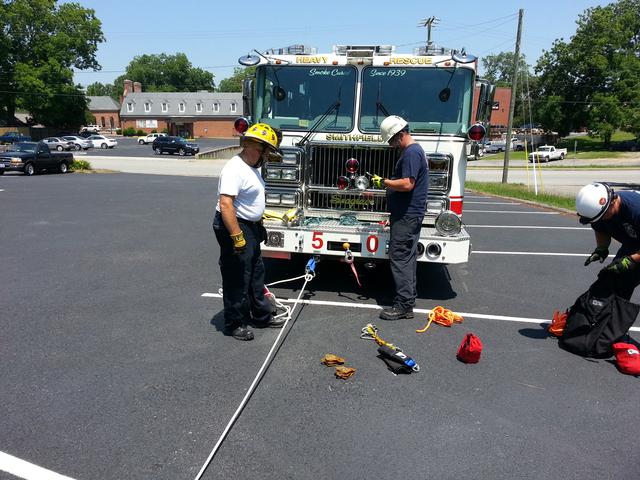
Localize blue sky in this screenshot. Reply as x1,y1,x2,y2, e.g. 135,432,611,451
70,0,611,89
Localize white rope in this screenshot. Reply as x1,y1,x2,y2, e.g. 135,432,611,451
194,271,315,480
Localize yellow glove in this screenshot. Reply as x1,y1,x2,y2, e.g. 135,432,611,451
371,174,384,189
230,231,246,254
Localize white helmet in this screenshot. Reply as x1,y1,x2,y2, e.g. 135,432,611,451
380,115,408,143
575,182,613,224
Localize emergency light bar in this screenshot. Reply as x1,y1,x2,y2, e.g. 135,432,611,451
333,45,394,56
266,45,317,55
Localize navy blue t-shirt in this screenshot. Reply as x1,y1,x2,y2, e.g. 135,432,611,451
387,143,429,220
592,190,640,253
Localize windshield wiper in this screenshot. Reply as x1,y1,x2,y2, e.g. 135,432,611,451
374,82,390,126
297,89,342,147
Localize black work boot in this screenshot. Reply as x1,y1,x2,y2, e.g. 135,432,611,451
379,307,414,321
226,326,254,341
254,316,286,329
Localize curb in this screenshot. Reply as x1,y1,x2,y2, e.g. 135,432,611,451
465,188,576,217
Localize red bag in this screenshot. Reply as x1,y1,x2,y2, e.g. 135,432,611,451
457,333,483,363
613,342,640,375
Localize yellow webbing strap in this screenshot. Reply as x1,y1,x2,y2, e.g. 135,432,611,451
360,323,397,350
416,306,464,333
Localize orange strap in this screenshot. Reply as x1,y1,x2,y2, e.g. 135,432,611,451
416,306,464,333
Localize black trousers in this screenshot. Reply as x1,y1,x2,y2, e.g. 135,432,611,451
389,215,423,310
213,212,272,330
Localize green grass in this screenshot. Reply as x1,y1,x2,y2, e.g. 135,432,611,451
557,131,635,152
70,159,91,171
465,181,575,211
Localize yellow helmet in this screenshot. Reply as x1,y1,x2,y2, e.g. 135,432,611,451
243,123,279,150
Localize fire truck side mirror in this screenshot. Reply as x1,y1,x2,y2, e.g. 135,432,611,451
242,79,254,118
451,50,477,64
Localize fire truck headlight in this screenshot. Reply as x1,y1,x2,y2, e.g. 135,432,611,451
266,193,281,205
435,210,462,236
426,199,446,214
280,194,297,206
266,168,282,180
354,175,369,190
281,169,298,181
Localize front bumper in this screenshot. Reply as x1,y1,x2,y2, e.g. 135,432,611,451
0,160,25,171
261,220,471,264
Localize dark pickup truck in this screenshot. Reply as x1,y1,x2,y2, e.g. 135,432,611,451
0,142,74,176
0,131,32,144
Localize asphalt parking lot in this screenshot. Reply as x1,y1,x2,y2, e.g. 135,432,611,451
1,172,638,480
76,136,236,158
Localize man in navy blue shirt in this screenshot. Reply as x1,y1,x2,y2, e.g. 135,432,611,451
577,182,640,300
373,115,429,320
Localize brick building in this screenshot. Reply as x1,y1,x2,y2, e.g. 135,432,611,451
87,96,121,130
118,80,241,138
489,87,511,128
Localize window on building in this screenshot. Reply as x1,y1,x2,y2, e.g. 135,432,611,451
162,102,168,113
179,102,185,113
196,103,202,113
213,102,220,113
144,102,151,113
127,103,134,113
230,102,237,113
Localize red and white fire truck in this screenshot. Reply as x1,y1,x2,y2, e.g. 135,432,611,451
234,44,495,266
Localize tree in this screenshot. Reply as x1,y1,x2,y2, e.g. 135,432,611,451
0,0,104,127
113,53,215,95
217,67,256,93
534,0,640,137
86,82,117,98
481,52,529,87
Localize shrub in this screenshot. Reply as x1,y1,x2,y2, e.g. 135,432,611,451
161,128,168,134
70,159,91,171
151,129,157,133
136,129,144,136
122,127,136,136
116,128,122,135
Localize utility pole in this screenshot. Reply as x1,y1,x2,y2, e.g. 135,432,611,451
502,9,524,184
418,17,440,50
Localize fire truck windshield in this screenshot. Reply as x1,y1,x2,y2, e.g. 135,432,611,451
359,66,474,136
254,65,357,132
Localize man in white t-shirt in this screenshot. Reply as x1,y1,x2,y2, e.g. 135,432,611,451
213,123,284,341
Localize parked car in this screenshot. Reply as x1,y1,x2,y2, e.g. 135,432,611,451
42,137,75,151
528,145,567,163
484,139,523,153
88,135,118,149
152,136,200,156
0,131,31,144
62,135,93,150
138,133,166,145
0,141,74,175
77,131,94,138
81,125,100,133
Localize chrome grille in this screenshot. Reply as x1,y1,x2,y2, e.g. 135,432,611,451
308,144,397,188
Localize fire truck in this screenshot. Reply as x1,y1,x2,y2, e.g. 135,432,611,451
234,43,495,266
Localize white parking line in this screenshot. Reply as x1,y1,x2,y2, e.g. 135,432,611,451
473,250,613,257
464,201,521,205
200,293,639,332
0,452,77,480
465,210,559,214
466,225,590,230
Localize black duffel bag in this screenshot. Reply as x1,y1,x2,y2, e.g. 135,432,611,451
559,288,640,357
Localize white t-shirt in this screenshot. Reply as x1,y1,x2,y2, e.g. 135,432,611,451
215,155,265,222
